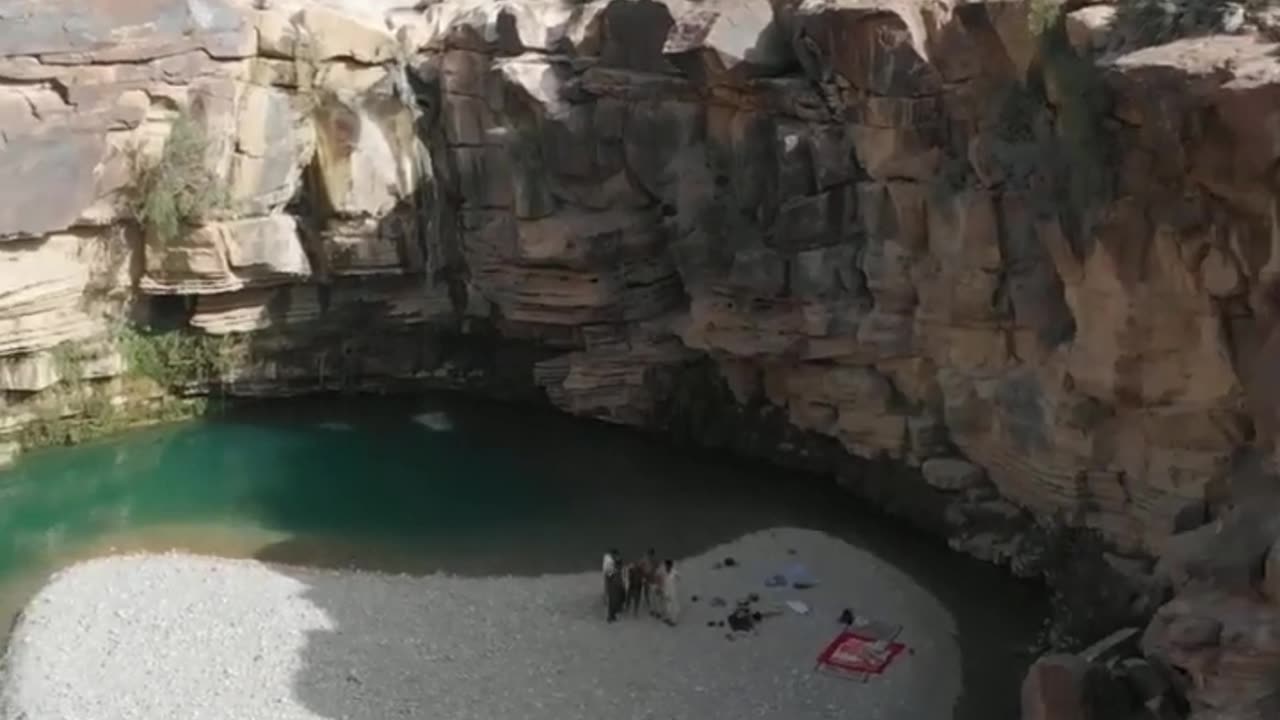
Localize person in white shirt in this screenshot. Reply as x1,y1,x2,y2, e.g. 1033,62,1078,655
602,549,617,609
661,559,679,625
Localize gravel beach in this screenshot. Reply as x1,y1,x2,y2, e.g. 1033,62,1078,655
0,527,961,720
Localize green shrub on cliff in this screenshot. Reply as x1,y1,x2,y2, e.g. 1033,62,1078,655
117,325,238,391
126,110,228,247
49,342,89,388
1028,0,1064,36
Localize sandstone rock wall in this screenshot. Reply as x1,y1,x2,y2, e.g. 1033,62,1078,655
1,0,1279,611
405,0,1280,574
7,1,1280,714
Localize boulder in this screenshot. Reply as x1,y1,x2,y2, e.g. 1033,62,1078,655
1021,652,1136,720
1021,655,1091,720
295,8,397,64
1065,6,1117,55
254,9,301,59
1080,627,1141,665
1116,657,1171,704
662,0,790,83
322,216,423,277
234,85,306,161
594,0,679,74
312,86,425,219
220,216,311,279
1200,247,1244,298
141,216,310,294
921,458,986,492
0,352,61,392
0,237,97,357
792,0,950,97
191,286,323,335
1143,590,1280,718
1155,498,1280,596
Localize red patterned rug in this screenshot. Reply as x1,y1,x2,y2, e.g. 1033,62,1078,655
815,630,906,676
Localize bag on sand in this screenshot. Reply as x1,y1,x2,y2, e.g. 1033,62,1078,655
784,563,818,589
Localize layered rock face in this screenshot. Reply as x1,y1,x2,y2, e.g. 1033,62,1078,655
3,1,1280,713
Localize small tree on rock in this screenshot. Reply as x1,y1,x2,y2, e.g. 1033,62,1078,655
126,109,229,247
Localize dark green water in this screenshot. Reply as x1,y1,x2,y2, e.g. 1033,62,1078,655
0,393,1043,718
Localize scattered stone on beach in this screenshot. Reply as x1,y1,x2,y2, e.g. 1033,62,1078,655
728,607,755,633
1021,655,1092,720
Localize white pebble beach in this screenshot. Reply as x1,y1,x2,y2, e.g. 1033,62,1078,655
0,528,961,720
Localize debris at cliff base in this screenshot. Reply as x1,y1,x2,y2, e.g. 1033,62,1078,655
1020,635,1181,720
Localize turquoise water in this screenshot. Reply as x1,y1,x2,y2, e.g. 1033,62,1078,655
0,397,570,599
0,393,1042,717
0,410,539,558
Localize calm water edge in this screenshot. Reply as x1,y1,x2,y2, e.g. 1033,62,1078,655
0,392,1043,718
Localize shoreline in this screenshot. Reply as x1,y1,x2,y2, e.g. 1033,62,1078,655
1,528,962,720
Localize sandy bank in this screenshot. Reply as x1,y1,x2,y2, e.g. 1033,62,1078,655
0,528,961,720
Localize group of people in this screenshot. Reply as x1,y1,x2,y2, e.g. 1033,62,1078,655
602,548,679,625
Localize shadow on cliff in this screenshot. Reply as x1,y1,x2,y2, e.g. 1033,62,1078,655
230,392,1044,720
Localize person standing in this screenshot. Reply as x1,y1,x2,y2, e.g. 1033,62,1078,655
650,556,666,619
661,559,679,625
606,553,627,623
638,548,657,612
602,549,617,609
626,559,646,616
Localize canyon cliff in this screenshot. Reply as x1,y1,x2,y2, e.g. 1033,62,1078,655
1,0,1280,716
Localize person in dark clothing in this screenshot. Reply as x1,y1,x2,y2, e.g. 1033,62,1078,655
626,560,646,616
606,555,627,622
638,548,657,611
